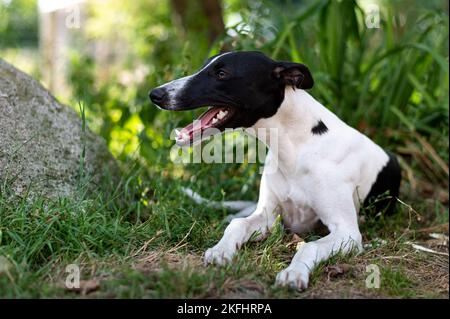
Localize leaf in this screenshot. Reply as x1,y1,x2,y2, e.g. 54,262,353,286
324,264,351,280
286,234,305,250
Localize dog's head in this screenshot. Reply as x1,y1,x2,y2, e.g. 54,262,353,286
149,51,313,145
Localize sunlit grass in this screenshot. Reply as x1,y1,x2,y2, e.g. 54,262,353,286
0,0,447,298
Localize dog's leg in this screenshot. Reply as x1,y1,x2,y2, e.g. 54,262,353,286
276,184,362,290
203,205,277,265
204,176,278,265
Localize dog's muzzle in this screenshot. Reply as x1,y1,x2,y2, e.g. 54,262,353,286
149,87,167,107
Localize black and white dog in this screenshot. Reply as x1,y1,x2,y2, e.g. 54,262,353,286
150,51,401,290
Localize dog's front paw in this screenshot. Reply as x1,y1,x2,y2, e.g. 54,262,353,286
275,267,309,291
203,246,234,266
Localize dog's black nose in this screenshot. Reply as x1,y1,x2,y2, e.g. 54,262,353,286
149,88,167,105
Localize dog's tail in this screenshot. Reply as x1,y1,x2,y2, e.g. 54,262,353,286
181,187,256,221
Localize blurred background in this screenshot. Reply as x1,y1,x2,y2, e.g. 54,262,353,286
0,0,448,213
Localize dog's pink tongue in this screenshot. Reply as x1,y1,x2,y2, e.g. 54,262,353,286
179,107,224,137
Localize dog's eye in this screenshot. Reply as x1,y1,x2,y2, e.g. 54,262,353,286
217,70,228,80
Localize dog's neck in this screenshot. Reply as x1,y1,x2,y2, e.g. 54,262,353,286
249,88,338,172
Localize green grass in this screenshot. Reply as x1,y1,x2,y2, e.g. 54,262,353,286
0,151,448,298
0,0,448,299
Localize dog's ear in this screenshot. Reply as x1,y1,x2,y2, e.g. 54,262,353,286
273,62,314,89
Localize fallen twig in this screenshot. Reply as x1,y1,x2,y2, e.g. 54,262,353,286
410,243,449,256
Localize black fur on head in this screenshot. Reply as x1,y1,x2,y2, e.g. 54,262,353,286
149,51,314,144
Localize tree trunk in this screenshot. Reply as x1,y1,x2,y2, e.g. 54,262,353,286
170,0,225,44
200,0,225,43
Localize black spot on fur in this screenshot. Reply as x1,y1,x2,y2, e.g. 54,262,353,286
311,120,328,135
363,151,402,214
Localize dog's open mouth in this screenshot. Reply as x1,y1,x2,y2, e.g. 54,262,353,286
175,106,236,146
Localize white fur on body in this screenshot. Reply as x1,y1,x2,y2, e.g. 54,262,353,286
201,89,389,290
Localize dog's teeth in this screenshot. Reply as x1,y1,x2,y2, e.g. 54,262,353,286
217,111,226,120
212,118,218,124
175,129,181,136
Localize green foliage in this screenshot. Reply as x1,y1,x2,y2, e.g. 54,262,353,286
66,0,448,173
0,0,38,47
0,171,445,298
0,0,448,298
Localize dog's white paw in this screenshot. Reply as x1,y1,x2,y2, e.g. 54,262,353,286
203,246,234,266
275,267,309,291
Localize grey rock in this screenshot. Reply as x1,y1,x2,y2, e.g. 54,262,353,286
0,58,120,199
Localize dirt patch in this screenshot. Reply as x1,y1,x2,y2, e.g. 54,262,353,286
134,250,203,273
219,278,266,299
